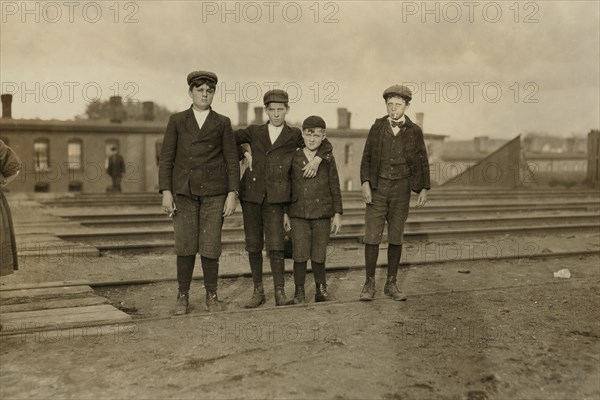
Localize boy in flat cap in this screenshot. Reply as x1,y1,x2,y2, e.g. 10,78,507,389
236,89,333,307
284,116,343,303
159,70,239,315
359,84,430,301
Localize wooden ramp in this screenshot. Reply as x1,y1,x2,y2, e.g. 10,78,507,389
0,285,131,335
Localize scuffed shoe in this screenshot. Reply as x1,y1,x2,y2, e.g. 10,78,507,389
360,277,375,301
244,284,266,308
174,290,189,315
384,276,407,301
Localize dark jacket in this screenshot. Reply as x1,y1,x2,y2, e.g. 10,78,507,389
107,154,125,178
360,115,431,193
235,123,332,204
158,106,239,196
287,149,343,219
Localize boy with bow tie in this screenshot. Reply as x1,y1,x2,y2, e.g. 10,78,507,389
359,85,430,301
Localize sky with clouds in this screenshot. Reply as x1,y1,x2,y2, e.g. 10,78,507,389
1,0,598,140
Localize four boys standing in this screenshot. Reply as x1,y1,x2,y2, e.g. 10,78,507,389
159,71,429,314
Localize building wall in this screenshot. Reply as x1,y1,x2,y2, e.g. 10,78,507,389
1,120,444,193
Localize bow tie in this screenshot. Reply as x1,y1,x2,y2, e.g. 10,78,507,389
390,119,404,129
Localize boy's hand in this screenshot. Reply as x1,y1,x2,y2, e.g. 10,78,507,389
416,189,428,208
244,151,253,171
223,192,237,217
362,182,373,204
283,213,292,232
162,190,177,217
302,156,321,178
331,213,342,236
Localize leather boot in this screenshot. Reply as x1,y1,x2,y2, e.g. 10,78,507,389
274,285,293,306
206,290,227,312
360,277,375,301
293,285,305,304
174,290,189,315
315,283,331,302
244,283,266,308
384,276,407,301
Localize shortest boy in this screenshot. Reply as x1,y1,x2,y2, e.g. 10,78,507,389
284,116,343,303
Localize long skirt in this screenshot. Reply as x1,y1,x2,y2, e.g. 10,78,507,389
0,191,18,276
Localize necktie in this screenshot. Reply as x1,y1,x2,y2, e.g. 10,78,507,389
390,120,403,129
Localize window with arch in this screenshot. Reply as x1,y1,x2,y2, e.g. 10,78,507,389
33,139,49,172
67,139,83,170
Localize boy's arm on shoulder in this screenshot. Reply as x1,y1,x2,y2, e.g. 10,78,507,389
315,137,333,162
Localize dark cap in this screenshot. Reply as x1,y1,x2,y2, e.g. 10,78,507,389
383,85,412,101
302,115,326,130
263,89,289,105
187,70,218,86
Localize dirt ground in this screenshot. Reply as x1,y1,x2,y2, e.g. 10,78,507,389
1,254,599,400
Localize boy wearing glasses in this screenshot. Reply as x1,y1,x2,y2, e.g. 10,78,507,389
236,90,332,307
159,70,239,315
284,116,343,303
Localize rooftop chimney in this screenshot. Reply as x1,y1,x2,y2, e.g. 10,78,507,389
337,108,351,129
142,101,155,121
1,94,12,119
253,107,264,125
415,112,424,130
237,102,249,126
109,96,125,123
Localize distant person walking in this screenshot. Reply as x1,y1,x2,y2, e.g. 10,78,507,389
106,146,125,192
1,139,21,277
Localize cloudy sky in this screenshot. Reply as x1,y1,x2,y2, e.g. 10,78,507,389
1,0,598,139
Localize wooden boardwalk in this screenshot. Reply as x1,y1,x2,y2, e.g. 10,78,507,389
0,284,131,335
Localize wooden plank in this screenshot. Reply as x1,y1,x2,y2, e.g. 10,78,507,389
0,305,131,332
0,304,119,320
1,296,108,313
0,281,89,291
0,286,94,305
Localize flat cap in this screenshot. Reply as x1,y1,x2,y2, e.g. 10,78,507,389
263,89,289,105
187,70,218,86
302,115,326,130
383,85,412,101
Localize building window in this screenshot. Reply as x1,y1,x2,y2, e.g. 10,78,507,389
344,144,353,165
34,182,50,192
345,179,353,191
67,139,82,170
33,139,49,172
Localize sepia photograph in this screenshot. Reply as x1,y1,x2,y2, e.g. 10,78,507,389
1,1,599,399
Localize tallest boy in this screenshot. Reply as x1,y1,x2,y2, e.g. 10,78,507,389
236,89,332,307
